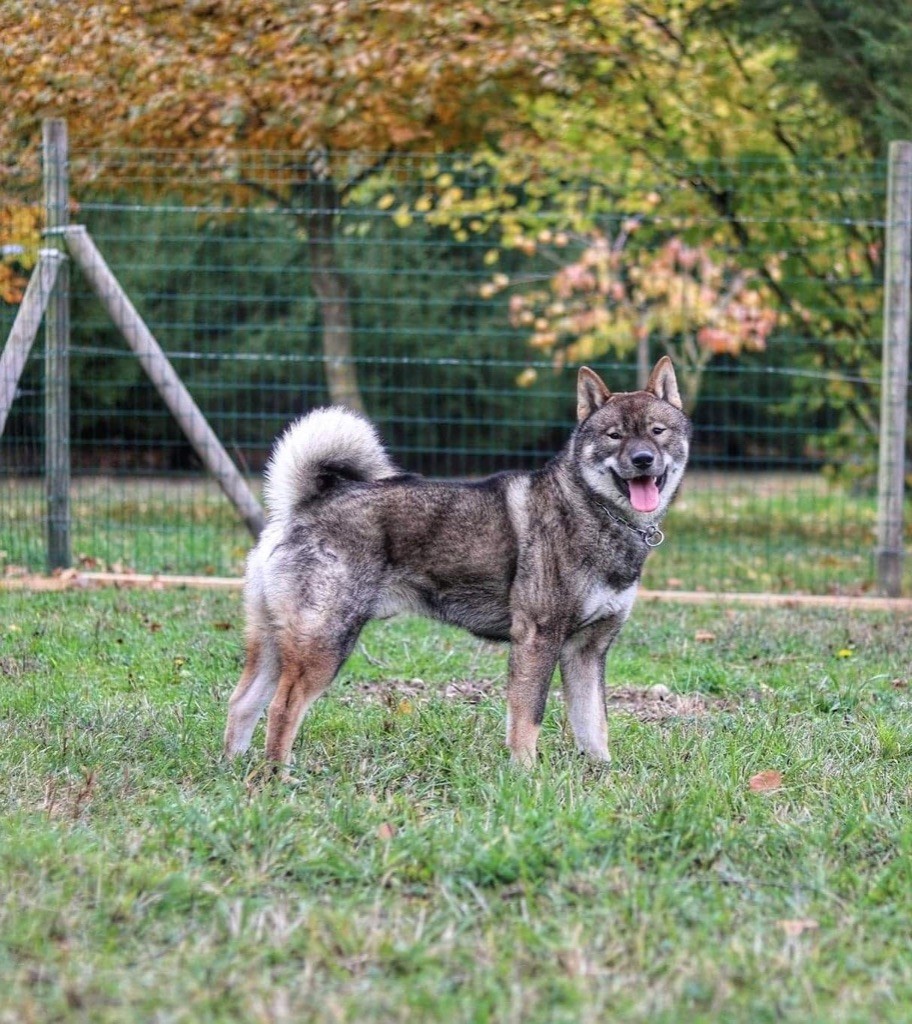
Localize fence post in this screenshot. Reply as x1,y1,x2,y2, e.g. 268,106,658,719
876,141,912,597
43,118,71,571
0,250,63,438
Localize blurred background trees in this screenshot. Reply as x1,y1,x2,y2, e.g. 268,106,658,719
1,0,909,476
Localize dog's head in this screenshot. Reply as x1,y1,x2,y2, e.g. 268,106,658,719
574,357,691,519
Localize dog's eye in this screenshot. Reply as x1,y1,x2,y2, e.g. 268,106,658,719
651,426,666,436
607,431,622,440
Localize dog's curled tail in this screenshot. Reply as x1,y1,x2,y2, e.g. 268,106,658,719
263,407,397,522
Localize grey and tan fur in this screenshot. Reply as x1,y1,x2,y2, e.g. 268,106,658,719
224,357,691,768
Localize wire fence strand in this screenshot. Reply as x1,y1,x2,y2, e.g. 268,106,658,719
1,148,909,594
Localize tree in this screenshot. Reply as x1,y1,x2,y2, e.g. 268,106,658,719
714,0,912,156
489,228,777,412
1,0,891,474
0,203,41,305
519,6,888,475
366,2,871,418
0,0,604,409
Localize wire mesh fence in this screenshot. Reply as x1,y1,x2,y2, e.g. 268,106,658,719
1,142,910,594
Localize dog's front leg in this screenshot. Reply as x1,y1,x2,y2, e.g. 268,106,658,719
506,613,563,767
559,620,623,763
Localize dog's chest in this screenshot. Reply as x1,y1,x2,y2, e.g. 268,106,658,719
578,580,638,628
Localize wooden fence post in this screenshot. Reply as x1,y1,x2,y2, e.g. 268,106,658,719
876,141,912,597
43,118,71,571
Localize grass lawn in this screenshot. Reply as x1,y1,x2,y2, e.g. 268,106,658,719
2,587,912,1021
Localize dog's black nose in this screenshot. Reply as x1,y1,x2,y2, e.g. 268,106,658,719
630,449,655,470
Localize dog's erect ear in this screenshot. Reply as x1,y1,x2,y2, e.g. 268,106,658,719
577,366,612,422
644,356,683,410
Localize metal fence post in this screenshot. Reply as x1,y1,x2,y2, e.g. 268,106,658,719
43,118,71,571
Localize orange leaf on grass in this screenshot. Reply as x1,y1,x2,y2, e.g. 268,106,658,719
748,770,783,793
778,918,819,937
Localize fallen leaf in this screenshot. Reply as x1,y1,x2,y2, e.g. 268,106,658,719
396,698,413,716
557,948,585,977
778,918,819,937
377,822,397,841
694,630,717,643
749,769,783,793
212,621,233,631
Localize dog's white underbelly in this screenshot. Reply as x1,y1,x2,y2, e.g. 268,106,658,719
578,580,638,628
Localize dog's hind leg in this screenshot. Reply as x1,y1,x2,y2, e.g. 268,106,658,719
559,620,622,763
224,633,280,758
264,621,363,767
506,613,563,767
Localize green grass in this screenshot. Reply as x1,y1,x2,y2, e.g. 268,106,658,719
2,587,912,1021
2,471,910,593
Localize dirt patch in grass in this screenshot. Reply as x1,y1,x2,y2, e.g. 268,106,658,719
342,677,737,721
341,677,497,707
605,685,732,721
0,655,41,680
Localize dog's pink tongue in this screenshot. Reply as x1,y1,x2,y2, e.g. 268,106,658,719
628,476,660,513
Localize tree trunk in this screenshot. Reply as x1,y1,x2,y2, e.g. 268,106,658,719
302,177,365,413
636,327,649,390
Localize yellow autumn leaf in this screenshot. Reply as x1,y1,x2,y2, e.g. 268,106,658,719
392,205,413,229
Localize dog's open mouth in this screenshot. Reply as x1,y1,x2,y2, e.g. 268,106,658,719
611,469,667,513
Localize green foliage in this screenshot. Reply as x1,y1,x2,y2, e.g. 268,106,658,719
718,0,912,156
66,204,318,456
6,175,573,474
367,148,890,476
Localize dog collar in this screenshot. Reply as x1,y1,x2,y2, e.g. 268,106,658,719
595,501,665,548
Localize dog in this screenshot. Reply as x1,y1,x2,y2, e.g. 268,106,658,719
224,357,691,768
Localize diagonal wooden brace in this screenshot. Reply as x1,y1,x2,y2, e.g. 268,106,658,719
63,224,265,538
0,250,64,439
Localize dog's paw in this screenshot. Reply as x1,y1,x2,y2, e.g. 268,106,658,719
577,745,612,764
